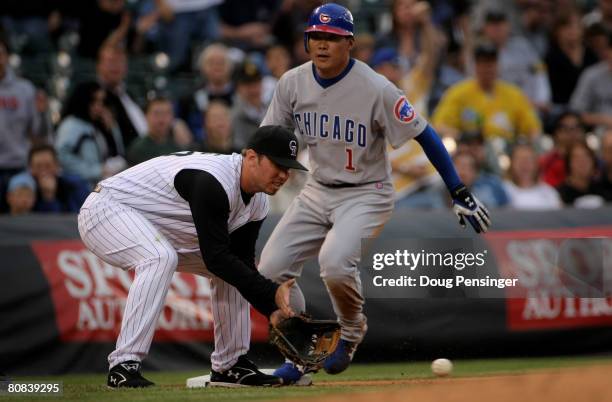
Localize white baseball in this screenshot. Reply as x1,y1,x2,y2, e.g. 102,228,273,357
431,358,453,377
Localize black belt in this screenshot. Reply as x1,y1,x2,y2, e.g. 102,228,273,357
315,180,373,188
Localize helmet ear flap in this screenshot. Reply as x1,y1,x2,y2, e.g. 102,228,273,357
304,33,309,53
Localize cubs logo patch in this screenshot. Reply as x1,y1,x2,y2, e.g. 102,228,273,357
393,96,416,123
320,13,331,23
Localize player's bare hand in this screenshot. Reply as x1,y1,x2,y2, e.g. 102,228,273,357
274,279,296,319
269,309,290,327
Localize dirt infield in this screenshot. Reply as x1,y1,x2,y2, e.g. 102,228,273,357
309,365,612,402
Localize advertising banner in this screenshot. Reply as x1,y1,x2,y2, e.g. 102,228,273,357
30,240,269,343
486,227,612,331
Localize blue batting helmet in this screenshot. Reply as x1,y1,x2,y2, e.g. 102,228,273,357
304,3,354,51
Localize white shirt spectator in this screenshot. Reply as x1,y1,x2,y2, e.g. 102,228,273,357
503,181,562,210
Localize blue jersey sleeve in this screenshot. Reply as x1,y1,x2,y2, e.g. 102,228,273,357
414,125,462,192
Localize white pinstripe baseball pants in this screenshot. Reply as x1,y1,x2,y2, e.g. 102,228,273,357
78,189,250,372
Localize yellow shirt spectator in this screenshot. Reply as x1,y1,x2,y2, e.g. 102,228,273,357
432,79,541,141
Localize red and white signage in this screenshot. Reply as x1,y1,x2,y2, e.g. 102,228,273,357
31,240,270,342
486,227,612,331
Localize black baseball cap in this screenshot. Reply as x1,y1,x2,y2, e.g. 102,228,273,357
247,126,308,171
234,60,262,84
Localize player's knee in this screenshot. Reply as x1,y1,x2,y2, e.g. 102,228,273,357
318,251,356,278
320,272,355,287
258,255,291,282
259,266,293,283
158,248,178,272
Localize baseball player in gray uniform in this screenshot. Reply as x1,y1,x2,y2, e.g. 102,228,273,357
77,126,307,388
256,3,491,383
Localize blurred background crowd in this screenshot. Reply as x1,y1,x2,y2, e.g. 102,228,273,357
1,0,611,216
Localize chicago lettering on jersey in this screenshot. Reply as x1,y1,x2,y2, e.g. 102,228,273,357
293,112,367,148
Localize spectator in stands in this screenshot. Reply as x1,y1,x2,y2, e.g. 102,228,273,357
480,10,551,113
599,129,612,201
412,4,465,116
376,0,439,75
77,0,135,59
265,44,291,80
262,44,291,103
455,131,502,176
5,172,36,216
218,0,278,50
583,0,612,32
454,151,509,208
371,48,403,86
176,43,234,141
351,33,375,64
585,22,609,61
388,4,454,209
570,31,612,133
55,81,126,188
539,110,585,187
28,144,90,213
504,143,562,210
397,1,444,116
546,10,598,106
557,141,606,208
385,25,445,208
96,43,147,148
270,0,322,53
0,1,62,54
140,0,222,72
231,60,268,150
127,97,182,166
517,0,552,57
0,37,50,212
199,101,237,154
291,33,310,66
432,43,541,142
470,0,522,35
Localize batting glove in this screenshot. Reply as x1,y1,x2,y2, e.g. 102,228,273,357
451,185,491,233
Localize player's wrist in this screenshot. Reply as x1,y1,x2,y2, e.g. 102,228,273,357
451,184,468,198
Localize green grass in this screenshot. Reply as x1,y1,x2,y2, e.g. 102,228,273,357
3,356,612,402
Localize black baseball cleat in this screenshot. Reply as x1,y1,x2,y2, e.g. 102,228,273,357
208,355,282,388
107,361,154,388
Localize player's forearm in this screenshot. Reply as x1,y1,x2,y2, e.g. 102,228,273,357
415,124,462,192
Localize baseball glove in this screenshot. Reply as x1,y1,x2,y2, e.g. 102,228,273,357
269,314,341,372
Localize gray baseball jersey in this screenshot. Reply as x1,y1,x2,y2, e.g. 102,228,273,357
262,59,427,185
259,59,428,344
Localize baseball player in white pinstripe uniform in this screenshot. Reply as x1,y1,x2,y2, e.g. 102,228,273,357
255,3,491,383
77,126,307,388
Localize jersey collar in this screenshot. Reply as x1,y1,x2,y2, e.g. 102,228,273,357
311,58,355,89
240,188,253,205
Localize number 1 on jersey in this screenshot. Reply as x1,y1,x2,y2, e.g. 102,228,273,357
345,148,356,172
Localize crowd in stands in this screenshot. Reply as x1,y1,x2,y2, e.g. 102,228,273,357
1,0,612,216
